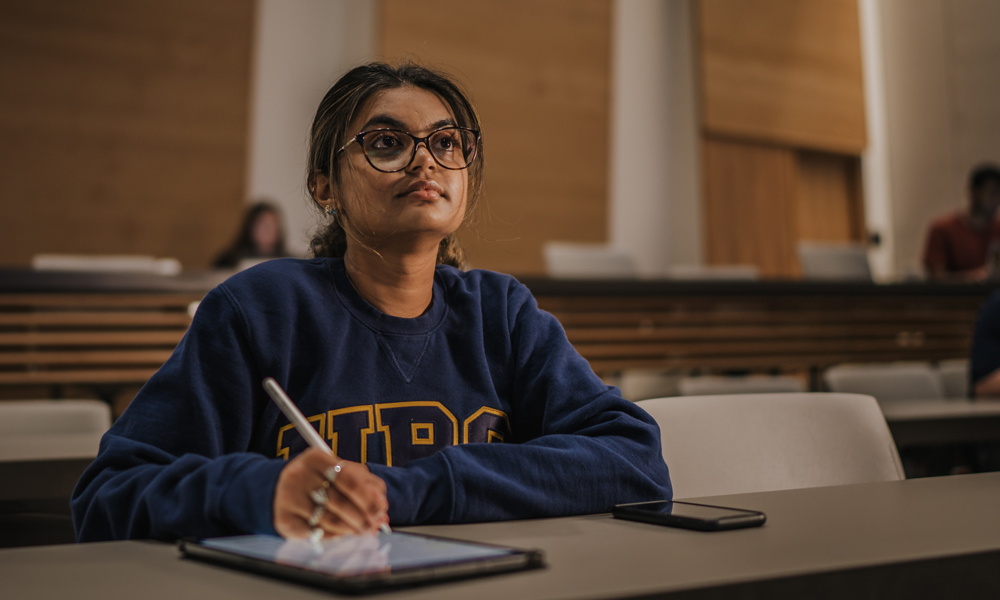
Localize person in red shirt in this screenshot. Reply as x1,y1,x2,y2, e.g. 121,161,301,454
922,164,1000,281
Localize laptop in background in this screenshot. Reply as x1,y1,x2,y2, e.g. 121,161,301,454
797,242,872,281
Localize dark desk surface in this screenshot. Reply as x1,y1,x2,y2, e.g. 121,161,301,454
3,473,1000,599
517,276,1000,298
0,268,232,293
0,458,93,513
880,399,1000,446
1,268,997,297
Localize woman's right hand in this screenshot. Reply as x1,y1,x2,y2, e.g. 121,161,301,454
273,448,389,539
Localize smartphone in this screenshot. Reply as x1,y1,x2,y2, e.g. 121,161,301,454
612,500,766,531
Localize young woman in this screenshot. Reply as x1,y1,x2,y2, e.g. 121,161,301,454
213,201,288,269
72,63,672,542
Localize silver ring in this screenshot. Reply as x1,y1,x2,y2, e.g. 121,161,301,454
309,487,328,505
324,463,342,484
308,504,325,527
309,527,324,543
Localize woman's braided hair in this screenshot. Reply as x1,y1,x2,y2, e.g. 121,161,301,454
306,62,484,268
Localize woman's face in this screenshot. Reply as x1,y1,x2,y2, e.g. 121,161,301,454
251,210,280,255
332,86,469,250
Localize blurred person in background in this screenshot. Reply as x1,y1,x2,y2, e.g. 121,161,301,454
214,201,289,269
922,164,1000,282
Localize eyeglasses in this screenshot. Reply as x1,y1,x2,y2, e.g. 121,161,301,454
337,127,480,173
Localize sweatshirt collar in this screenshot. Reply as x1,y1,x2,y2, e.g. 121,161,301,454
327,258,447,335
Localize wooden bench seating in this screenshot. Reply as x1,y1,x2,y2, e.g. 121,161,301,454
530,286,985,376
0,293,198,388
0,273,991,400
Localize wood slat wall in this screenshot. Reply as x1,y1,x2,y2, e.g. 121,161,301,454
698,0,867,154
702,138,866,277
0,0,255,268
0,284,982,404
697,0,869,277
0,293,198,388
379,0,611,275
537,293,978,375
796,151,866,243
702,137,799,276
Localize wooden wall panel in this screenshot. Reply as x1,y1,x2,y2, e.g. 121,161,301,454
703,137,798,277
0,0,254,269
698,0,867,154
705,137,867,277
795,152,865,243
380,0,611,275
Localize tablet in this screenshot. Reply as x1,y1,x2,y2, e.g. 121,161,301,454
178,531,544,593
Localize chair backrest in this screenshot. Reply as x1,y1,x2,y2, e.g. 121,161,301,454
678,375,806,396
636,393,904,499
662,264,759,281
542,242,636,279
824,362,943,401
0,400,110,434
0,400,111,461
937,359,970,398
32,254,182,275
618,370,678,402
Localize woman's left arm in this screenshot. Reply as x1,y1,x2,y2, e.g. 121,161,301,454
368,286,672,525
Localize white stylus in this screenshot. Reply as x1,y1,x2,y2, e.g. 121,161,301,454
263,377,331,454
262,377,392,534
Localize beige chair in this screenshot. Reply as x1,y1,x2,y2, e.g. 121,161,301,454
937,359,970,398
542,242,636,279
824,362,943,401
0,400,111,548
678,375,806,396
0,400,110,462
32,254,182,275
636,393,904,499
662,264,759,280
617,370,679,402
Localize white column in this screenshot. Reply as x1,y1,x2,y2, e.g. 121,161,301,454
245,0,378,257
608,0,701,276
876,0,959,278
857,0,897,281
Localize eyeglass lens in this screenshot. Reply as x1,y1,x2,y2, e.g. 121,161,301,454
362,129,477,172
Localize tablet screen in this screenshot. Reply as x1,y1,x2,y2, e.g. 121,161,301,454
199,532,518,577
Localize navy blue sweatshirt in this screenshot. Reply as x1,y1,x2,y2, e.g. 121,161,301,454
72,258,671,541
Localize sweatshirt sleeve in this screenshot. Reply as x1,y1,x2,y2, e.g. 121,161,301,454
367,283,672,525
971,291,1000,391
71,286,287,542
